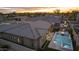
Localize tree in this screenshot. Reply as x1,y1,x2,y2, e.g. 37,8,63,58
53,9,60,14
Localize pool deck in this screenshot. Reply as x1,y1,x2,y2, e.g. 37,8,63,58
48,32,73,51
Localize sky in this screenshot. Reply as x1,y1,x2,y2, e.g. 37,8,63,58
0,0,79,13
0,0,79,7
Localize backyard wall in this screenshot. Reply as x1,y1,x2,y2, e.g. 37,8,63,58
72,30,79,46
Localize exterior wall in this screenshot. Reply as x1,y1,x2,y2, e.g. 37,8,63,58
23,37,33,48
0,32,40,50
33,39,39,50
39,34,46,48
1,32,18,43
0,32,46,50
0,39,33,51
33,35,46,50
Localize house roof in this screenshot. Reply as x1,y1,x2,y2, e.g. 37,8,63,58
5,23,36,39
30,15,61,23
0,23,25,32
30,20,50,29
0,20,50,40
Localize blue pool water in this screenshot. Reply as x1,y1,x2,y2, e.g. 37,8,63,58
54,32,73,49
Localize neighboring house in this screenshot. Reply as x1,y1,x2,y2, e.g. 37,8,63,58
72,13,79,35
76,13,79,22
69,13,79,47
27,15,61,23
12,16,30,21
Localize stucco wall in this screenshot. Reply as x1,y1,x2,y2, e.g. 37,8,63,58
33,39,39,50
0,39,34,51
0,32,46,50
39,35,46,48
23,38,32,48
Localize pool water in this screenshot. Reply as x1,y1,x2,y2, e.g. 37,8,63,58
54,32,73,49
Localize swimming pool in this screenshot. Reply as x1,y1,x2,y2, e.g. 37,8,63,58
54,32,73,50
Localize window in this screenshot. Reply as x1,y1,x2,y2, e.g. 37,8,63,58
31,40,34,48
17,38,20,43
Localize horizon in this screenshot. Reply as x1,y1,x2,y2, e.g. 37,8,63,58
0,7,79,14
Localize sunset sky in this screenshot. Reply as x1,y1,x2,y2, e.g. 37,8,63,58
0,7,79,14
0,0,79,13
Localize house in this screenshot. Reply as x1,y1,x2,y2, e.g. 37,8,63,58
13,16,30,21
0,20,51,50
